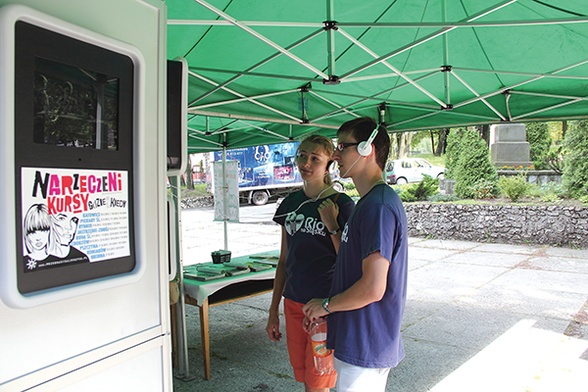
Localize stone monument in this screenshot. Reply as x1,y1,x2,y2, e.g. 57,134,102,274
489,123,533,168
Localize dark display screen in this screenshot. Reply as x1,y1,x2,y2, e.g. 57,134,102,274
33,58,120,150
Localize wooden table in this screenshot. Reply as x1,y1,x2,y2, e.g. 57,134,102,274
181,251,278,380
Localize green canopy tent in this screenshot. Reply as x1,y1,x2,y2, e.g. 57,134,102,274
166,1,588,377
167,0,588,153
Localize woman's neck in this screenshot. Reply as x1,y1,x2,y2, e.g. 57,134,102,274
303,179,332,199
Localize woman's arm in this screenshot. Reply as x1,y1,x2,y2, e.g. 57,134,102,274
266,227,288,341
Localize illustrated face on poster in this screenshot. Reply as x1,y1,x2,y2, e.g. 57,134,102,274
21,167,130,272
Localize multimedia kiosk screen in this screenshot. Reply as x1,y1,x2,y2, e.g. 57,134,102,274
14,21,136,294
34,58,120,150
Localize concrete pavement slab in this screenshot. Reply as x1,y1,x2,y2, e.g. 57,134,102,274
408,246,460,262
473,242,545,255
409,238,483,251
440,250,530,268
525,255,588,274
544,246,588,259
174,205,588,392
458,283,587,321
492,268,588,295
407,262,510,301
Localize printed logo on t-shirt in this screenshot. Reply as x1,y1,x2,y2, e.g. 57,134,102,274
341,223,349,243
285,211,326,236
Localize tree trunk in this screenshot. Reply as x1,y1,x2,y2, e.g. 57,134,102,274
398,132,413,158
435,128,448,156
185,161,194,190
390,133,400,159
429,131,436,155
477,124,490,146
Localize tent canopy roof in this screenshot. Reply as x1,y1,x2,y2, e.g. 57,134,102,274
166,0,588,152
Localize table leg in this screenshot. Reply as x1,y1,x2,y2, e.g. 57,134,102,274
199,298,211,380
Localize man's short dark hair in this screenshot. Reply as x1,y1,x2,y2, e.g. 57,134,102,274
337,116,390,170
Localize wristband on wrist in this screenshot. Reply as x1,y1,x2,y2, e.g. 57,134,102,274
328,227,340,235
322,297,332,314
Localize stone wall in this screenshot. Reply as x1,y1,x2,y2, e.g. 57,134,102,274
495,170,561,185
405,203,588,248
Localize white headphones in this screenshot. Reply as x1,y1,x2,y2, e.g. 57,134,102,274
357,128,379,156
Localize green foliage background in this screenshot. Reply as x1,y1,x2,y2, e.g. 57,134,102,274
562,120,588,198
525,122,552,170
449,129,499,199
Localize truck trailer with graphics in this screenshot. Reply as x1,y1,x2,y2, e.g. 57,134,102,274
213,141,303,205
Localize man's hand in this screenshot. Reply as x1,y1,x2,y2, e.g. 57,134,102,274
302,298,329,322
318,198,339,233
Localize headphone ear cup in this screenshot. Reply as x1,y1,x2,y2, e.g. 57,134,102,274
357,141,372,156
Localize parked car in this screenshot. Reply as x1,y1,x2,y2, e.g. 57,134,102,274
386,158,445,184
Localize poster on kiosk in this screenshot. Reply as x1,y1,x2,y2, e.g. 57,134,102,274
0,1,173,390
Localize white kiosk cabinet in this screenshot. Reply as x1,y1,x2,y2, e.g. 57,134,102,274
0,1,172,390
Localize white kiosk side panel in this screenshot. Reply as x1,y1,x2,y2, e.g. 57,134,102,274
0,1,171,390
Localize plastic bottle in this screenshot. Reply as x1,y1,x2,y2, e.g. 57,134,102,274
308,319,335,375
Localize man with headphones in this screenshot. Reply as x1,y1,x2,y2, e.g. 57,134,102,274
303,117,408,392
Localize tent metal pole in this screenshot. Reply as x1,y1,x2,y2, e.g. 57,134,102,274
337,28,446,108
453,64,588,79
510,90,588,101
168,19,323,27
442,0,450,106
169,176,193,381
192,89,300,110
326,0,336,78
189,29,323,105
187,109,340,130
188,70,301,122
451,71,506,121
344,68,440,82
222,133,228,250
168,18,588,29
455,77,544,109
454,57,588,110
187,133,223,148
513,99,584,121
308,90,360,118
188,66,314,82
193,0,329,79
336,18,588,28
391,104,500,129
340,0,517,80
312,72,439,122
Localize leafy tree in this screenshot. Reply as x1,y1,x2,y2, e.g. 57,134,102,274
562,120,588,198
452,128,499,199
525,122,552,169
545,143,564,174
444,127,466,179
410,129,449,156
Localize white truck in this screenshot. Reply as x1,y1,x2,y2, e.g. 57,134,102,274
213,141,303,205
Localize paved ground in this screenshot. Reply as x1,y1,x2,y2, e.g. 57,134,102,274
173,204,588,392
